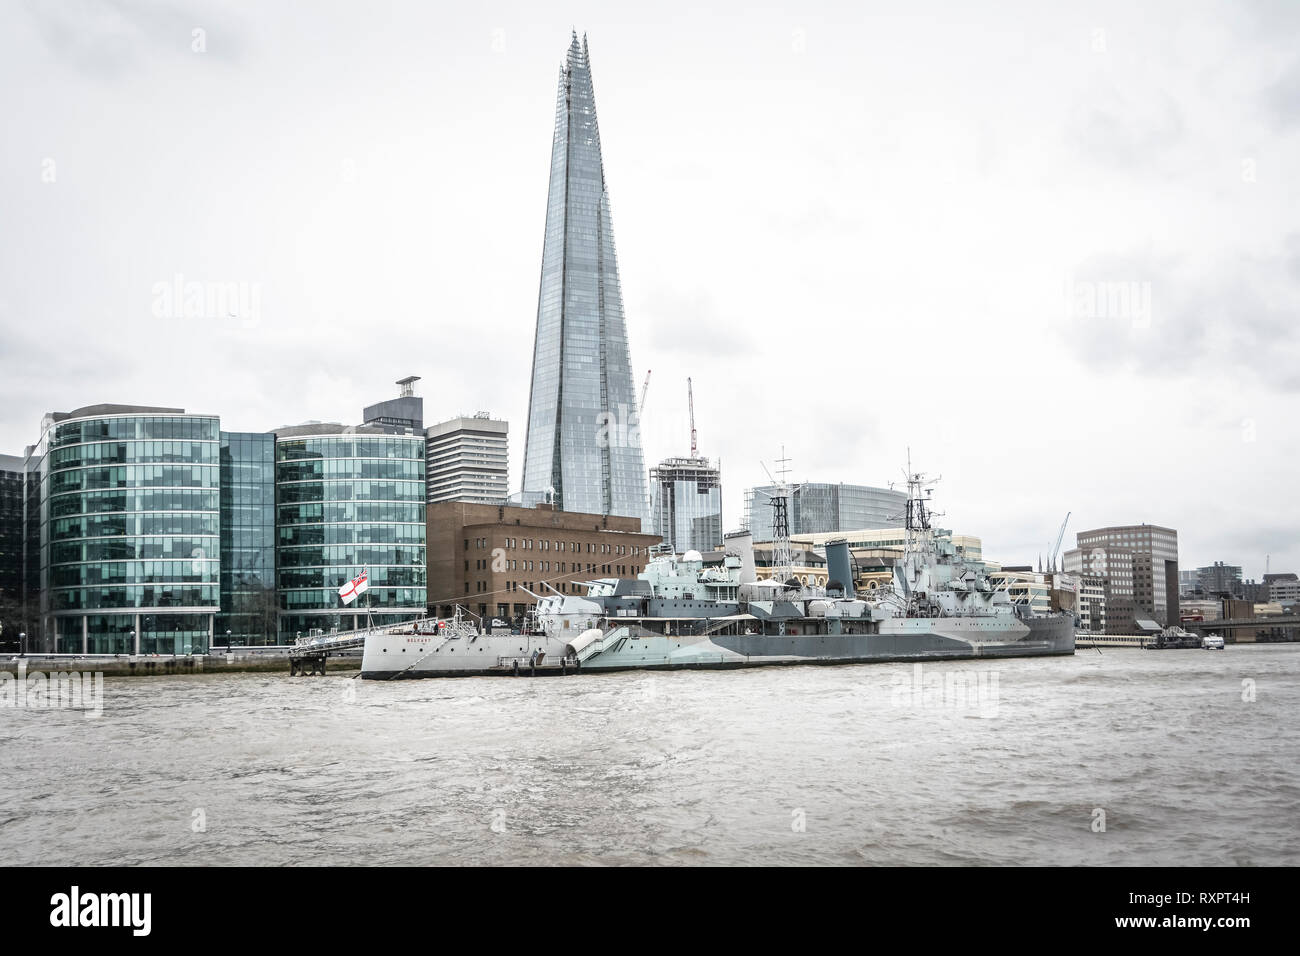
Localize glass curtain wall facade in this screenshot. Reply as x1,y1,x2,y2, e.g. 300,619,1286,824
521,33,647,523
39,412,220,654
0,457,24,648
746,483,906,542
276,430,426,639
216,432,277,646
650,457,722,555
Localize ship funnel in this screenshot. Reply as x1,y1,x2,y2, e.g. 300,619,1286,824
724,529,757,585
825,538,855,599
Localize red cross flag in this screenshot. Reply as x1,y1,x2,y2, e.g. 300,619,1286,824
339,569,369,605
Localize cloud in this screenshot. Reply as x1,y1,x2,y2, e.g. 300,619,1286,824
1062,239,1300,391
1065,84,1185,171
22,0,243,79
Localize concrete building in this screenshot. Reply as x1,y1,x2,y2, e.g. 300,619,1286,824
362,376,424,433
1070,523,1179,627
1265,572,1299,607
745,482,905,543
650,456,722,555
1077,574,1108,633
426,501,660,623
1196,561,1243,597
1064,545,1136,633
793,528,984,567
426,413,509,505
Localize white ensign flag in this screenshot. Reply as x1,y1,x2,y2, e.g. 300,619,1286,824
339,569,369,605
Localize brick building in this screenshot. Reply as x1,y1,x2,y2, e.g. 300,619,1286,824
427,501,661,622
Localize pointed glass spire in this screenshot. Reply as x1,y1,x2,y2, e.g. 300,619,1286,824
521,34,647,522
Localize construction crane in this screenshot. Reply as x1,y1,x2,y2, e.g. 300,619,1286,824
688,376,697,457
639,370,651,415
1048,512,1071,573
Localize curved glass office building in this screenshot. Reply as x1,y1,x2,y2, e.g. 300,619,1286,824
275,425,426,638
36,406,221,654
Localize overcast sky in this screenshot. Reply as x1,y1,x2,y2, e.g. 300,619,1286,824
2,0,1297,577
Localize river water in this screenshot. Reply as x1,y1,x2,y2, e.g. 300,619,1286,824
4,645,1298,865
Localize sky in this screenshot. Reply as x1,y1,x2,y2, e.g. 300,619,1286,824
1,0,1297,578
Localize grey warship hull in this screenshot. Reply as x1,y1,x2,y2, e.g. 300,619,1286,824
359,612,1074,679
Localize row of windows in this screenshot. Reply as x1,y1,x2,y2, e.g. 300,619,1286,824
276,438,425,462
276,502,425,526
51,464,219,494
52,417,220,448
466,536,644,555
50,488,220,518
276,480,426,504
51,513,220,541
276,459,424,482
278,587,426,610
278,523,425,547
276,545,426,568
51,440,219,471
50,585,219,611
50,536,219,564
51,560,219,587
467,559,640,576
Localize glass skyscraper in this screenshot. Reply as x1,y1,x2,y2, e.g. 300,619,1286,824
522,33,647,522
650,457,723,555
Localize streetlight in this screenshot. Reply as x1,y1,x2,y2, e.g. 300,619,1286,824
19,632,26,658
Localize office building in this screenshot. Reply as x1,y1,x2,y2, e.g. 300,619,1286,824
1197,561,1243,598
650,456,722,555
274,424,427,639
746,482,905,543
1064,523,1178,630
0,454,26,648
31,405,222,655
215,432,277,646
427,500,659,622
427,414,509,505
521,33,647,521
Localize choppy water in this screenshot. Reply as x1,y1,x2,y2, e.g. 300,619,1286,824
4,645,1298,865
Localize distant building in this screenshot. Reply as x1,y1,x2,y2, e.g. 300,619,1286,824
1070,524,1179,628
746,483,906,542
1064,545,1137,633
1197,561,1243,598
426,414,509,505
794,528,983,567
426,501,660,623
1265,572,1300,607
1077,574,1107,633
650,456,722,555
362,376,424,433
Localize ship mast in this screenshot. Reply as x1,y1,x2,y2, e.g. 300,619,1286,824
760,449,795,587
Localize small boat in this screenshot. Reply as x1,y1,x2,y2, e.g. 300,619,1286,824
1202,634,1225,650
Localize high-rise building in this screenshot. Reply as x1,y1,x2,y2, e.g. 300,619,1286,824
745,482,906,543
650,456,722,555
426,414,509,505
521,33,647,522
1064,545,1137,633
1067,523,1179,628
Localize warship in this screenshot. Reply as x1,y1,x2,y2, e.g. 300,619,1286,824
359,469,1076,679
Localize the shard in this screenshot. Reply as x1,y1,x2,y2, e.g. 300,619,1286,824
521,33,647,522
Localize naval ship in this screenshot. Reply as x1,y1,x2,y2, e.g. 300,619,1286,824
359,470,1076,679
